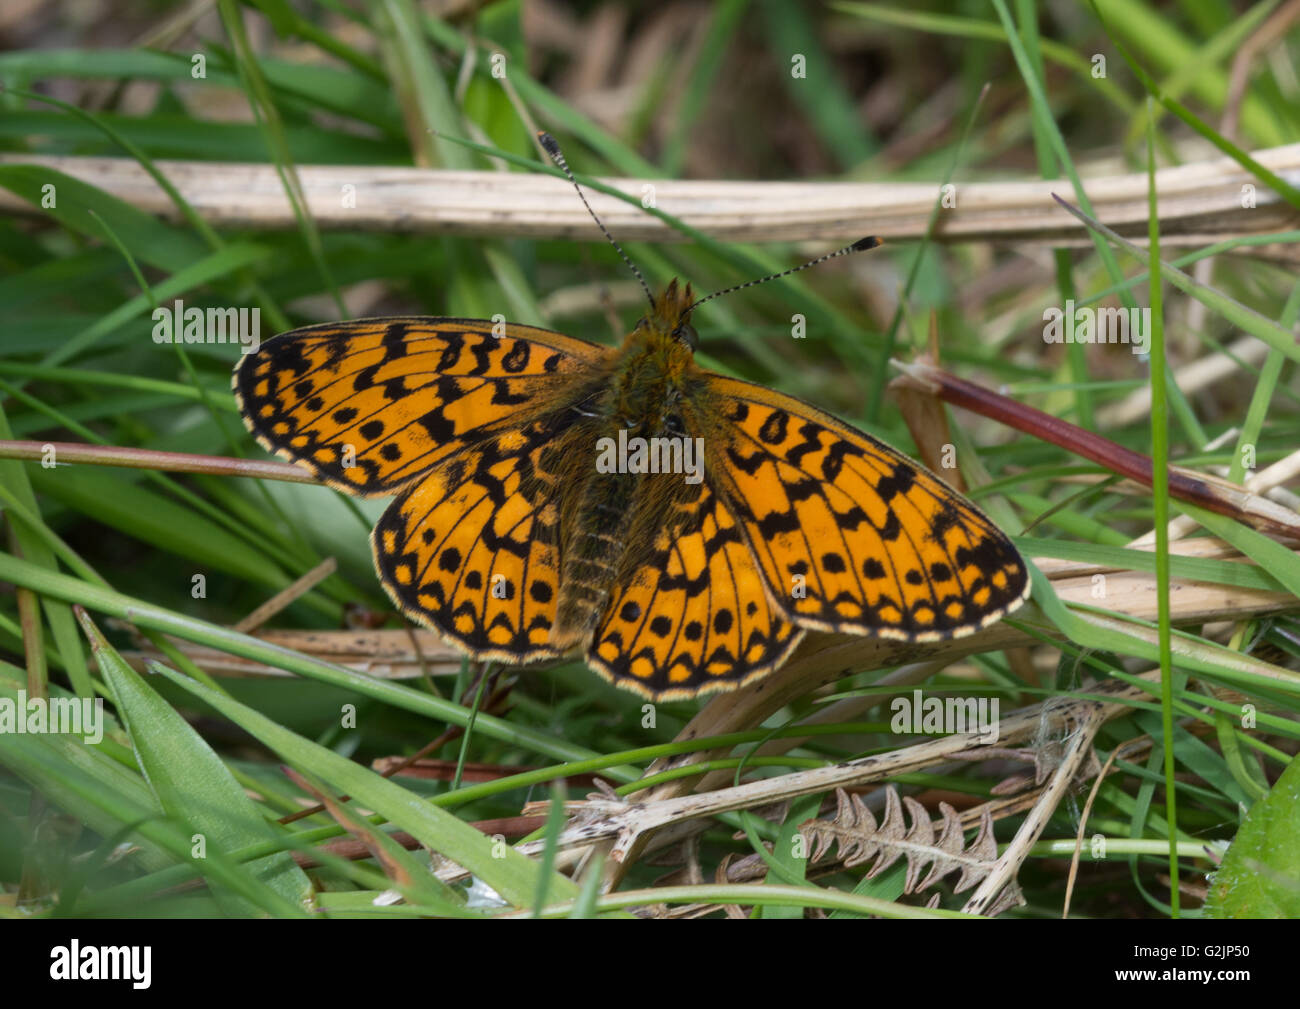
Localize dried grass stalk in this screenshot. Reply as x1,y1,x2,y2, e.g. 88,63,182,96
4,145,1299,246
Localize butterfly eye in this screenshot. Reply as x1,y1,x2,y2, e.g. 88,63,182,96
674,323,699,350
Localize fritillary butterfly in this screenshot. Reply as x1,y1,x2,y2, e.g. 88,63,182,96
234,139,1029,700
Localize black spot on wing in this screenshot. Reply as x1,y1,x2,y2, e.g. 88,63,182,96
758,409,789,445
500,340,530,373
874,463,916,504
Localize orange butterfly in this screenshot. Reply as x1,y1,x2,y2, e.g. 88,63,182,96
234,137,1028,700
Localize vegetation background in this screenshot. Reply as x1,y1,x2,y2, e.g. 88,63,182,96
0,0,1298,919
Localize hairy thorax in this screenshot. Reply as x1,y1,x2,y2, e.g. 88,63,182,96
547,307,703,651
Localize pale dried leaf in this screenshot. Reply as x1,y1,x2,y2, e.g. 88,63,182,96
800,787,1000,900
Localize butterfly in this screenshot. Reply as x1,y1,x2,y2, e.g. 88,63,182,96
233,138,1029,701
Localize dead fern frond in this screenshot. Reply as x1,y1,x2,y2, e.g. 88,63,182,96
800,787,997,897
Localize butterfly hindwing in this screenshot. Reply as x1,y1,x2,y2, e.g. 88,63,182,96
234,317,609,495
371,415,569,663
587,479,803,699
699,376,1029,641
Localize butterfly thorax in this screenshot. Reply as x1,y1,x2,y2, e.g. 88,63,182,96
612,292,697,422
548,281,704,652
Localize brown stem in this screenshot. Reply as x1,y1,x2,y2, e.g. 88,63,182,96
0,440,314,483
890,361,1300,538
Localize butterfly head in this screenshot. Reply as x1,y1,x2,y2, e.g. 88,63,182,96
643,278,699,351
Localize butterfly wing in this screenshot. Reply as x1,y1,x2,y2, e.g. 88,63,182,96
371,413,569,663
697,376,1029,641
234,317,609,496
586,479,803,700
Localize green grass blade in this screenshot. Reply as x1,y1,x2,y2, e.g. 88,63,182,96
80,611,313,915
147,660,580,910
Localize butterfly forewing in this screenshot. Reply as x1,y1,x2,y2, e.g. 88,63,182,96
233,317,609,496
698,376,1029,641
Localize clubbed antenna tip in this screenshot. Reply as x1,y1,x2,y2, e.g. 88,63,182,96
538,131,562,158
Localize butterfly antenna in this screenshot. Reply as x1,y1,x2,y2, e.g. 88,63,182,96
687,236,882,314
538,131,655,309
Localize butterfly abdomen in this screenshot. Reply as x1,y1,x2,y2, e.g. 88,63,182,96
550,466,637,652
549,348,688,653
